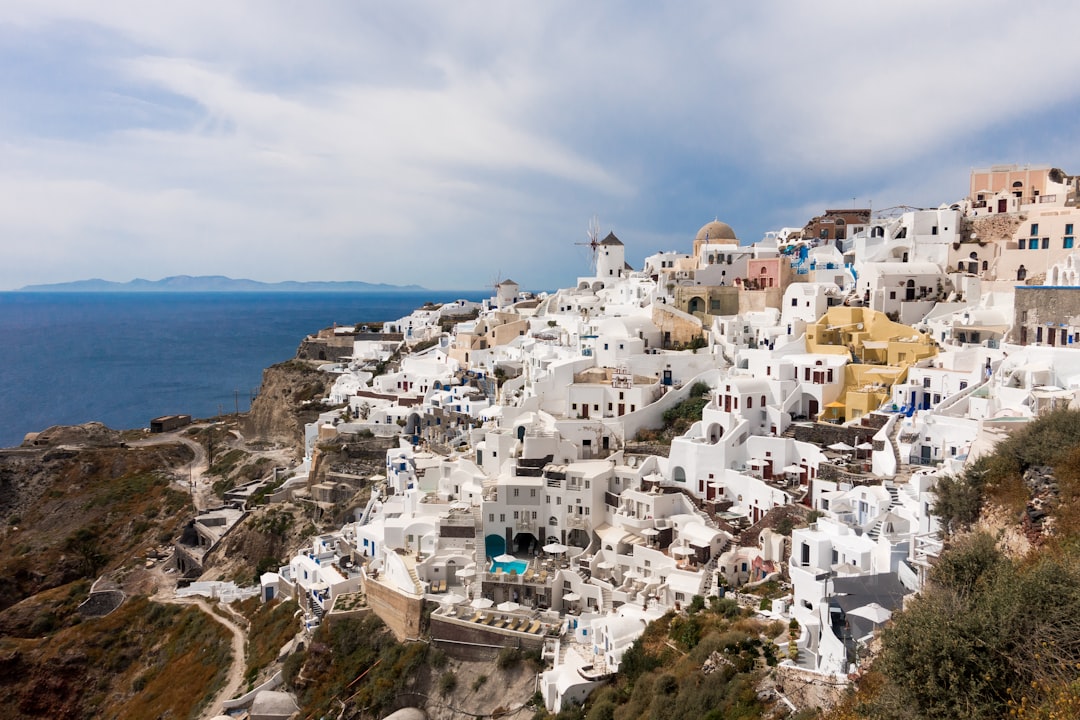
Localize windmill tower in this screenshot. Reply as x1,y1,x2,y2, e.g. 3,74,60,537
575,215,602,273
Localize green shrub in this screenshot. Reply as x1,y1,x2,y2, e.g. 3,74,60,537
496,646,523,671
438,671,457,696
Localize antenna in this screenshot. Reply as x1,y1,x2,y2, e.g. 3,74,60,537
575,215,602,270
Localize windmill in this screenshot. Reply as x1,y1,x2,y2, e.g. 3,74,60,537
575,215,602,271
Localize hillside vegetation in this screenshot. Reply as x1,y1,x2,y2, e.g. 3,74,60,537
831,409,1080,719
0,596,231,718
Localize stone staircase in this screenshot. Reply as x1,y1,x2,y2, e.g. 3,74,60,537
408,566,423,594
700,554,720,596
600,587,613,613
885,485,900,509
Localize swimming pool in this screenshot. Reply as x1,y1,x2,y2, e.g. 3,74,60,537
490,559,529,575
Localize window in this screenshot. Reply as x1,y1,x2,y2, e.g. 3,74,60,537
1042,237,1050,249
1066,236,1075,249
1019,239,1027,250
791,297,798,306
513,488,519,497
1031,223,1039,236
500,514,505,522
556,497,561,505
513,510,519,519
489,514,494,522
530,488,536,497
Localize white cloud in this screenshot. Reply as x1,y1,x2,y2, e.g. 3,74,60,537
4,2,1080,289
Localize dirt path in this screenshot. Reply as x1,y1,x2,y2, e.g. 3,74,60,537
153,589,248,719
130,432,214,510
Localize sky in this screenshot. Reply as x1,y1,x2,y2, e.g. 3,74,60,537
5,2,1080,292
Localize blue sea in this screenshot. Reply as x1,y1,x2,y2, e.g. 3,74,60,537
0,291,486,448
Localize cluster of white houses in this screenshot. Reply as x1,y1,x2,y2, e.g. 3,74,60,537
261,165,1080,711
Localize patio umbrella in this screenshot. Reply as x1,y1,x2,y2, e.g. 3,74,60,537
671,545,694,556
471,597,494,609
596,561,615,570
494,553,516,564
828,441,855,451
847,602,892,625
440,593,467,605
497,601,521,612
856,442,874,450
562,592,581,602
782,464,803,474
542,543,568,554
640,528,660,537
456,567,477,578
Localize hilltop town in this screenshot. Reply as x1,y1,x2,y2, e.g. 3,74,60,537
6,164,1080,719
203,164,1076,716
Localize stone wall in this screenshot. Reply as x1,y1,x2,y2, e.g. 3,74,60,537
789,420,881,448
429,615,545,660
1011,287,1080,345
362,575,424,641
297,335,355,362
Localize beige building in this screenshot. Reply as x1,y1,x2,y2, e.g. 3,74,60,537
963,165,1080,286
449,312,529,367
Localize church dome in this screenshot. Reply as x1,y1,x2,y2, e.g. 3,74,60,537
695,220,737,244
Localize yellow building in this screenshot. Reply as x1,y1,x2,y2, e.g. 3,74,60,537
806,307,936,422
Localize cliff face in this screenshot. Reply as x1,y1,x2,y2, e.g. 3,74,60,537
245,360,335,452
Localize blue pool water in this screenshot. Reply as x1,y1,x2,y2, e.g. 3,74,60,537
490,560,528,575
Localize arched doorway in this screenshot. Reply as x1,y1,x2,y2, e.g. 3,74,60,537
513,532,538,555
484,534,506,560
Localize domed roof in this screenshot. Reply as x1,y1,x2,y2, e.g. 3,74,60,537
695,220,737,244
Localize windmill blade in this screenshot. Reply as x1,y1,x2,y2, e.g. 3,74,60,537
574,215,602,270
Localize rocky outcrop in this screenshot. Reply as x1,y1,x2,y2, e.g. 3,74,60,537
245,361,335,451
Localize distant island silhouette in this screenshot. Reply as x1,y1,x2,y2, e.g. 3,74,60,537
17,275,426,293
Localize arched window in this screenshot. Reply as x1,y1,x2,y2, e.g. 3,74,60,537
673,466,687,482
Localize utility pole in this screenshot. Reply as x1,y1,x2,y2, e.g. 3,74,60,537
234,388,240,418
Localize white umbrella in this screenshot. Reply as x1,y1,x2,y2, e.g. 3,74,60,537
782,464,803,474
497,601,521,612
543,543,568,554
440,593,467,605
596,561,615,570
671,546,694,557
456,567,477,578
847,602,892,624
494,553,516,564
856,442,874,450
563,592,581,602
471,597,494,609
828,442,855,451
640,528,660,537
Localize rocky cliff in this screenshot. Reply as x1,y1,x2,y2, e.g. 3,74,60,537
245,359,336,451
